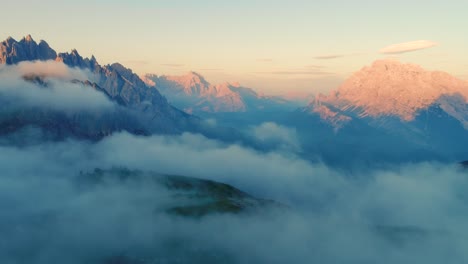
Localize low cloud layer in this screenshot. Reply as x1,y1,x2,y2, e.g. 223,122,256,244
0,61,114,111
250,122,301,152
379,40,437,54
1,130,468,263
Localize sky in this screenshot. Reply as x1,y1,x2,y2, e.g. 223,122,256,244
2,0,467,95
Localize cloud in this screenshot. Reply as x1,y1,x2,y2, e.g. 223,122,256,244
314,54,344,60
379,40,437,54
12,60,89,80
305,65,326,69
0,61,114,111
1,131,468,263
250,122,301,152
198,68,224,71
257,58,273,62
123,60,150,65
272,70,332,75
256,66,333,75
161,63,185,68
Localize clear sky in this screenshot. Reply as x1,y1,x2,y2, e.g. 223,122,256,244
2,0,467,95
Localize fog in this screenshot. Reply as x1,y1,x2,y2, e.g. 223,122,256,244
1,130,467,263
249,122,301,152
0,61,113,111
0,60,467,262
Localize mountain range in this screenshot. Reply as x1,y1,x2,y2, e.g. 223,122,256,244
1,35,467,164
0,35,203,140
143,72,300,115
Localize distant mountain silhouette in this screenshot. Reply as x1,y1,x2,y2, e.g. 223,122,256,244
143,73,299,115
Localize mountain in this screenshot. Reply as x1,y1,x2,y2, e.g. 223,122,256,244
305,60,468,130
143,72,300,115
0,35,201,140
289,60,468,165
80,168,282,218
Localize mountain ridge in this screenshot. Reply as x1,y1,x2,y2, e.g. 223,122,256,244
144,72,300,114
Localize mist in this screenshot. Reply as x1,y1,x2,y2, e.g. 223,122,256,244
1,130,467,263
0,61,113,111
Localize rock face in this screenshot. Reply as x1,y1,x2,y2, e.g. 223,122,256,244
0,35,199,139
0,35,56,64
144,72,299,115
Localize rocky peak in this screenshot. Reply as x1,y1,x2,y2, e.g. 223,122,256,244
90,55,97,63
319,59,468,121
184,71,210,87
155,72,212,96
23,34,34,42
57,49,87,69
5,36,15,43
0,35,57,64
70,49,80,56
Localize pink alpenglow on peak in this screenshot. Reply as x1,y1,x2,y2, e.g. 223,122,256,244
308,59,468,128
144,72,300,114
144,72,246,112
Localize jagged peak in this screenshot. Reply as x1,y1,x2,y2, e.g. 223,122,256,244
5,36,16,42
70,49,80,56
22,34,34,42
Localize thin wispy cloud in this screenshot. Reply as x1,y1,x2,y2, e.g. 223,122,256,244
314,54,344,60
256,70,333,76
161,63,185,68
305,65,326,69
198,68,223,71
257,58,273,62
124,60,150,65
379,40,437,54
